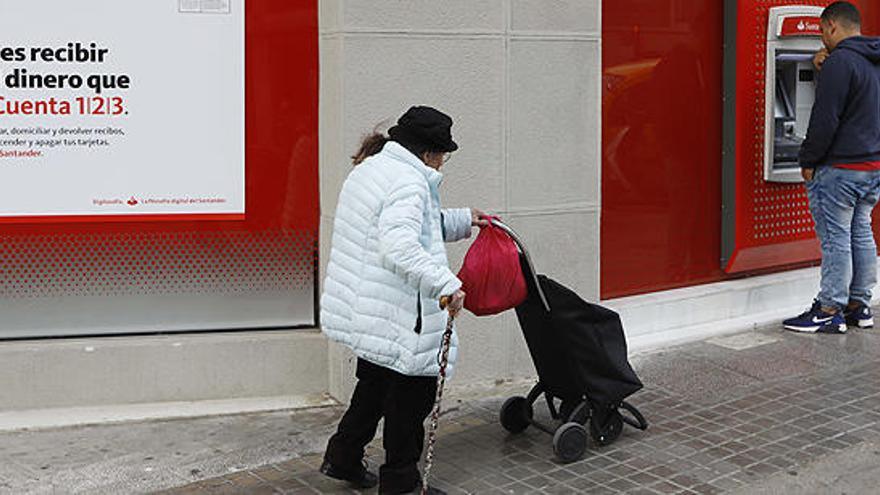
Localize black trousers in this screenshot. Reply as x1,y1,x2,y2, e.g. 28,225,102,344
324,358,438,494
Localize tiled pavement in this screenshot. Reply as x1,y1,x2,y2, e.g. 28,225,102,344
157,325,880,494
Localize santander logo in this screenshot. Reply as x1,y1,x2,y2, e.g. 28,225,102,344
781,16,821,37
127,197,139,206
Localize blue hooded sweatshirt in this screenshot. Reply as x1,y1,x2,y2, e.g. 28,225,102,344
799,36,880,169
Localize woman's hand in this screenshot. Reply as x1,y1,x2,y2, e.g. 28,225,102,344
472,208,491,227
442,289,466,318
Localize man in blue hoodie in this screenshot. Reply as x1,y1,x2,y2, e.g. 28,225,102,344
784,1,880,334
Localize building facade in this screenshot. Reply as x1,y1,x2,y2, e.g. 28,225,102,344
1,0,878,425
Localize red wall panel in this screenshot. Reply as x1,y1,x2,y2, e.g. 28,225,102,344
723,0,850,275
601,0,725,299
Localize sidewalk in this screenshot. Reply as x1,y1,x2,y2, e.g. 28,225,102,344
3,322,880,494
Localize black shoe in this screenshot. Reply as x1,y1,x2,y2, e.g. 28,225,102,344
320,459,379,489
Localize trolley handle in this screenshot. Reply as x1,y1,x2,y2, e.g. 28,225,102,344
487,218,551,313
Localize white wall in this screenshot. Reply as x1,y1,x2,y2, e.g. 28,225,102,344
0,330,331,426
319,0,603,399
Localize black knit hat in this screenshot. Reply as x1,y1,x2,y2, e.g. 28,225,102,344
388,106,459,153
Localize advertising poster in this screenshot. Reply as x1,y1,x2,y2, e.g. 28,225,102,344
0,0,245,220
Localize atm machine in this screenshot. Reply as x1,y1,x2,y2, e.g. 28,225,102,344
764,6,825,183
721,3,827,273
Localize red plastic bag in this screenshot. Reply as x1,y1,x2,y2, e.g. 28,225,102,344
457,219,527,316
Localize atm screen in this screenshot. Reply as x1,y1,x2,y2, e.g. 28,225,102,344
775,77,794,119
772,51,816,168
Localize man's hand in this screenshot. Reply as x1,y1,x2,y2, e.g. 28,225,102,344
814,48,829,71
471,208,490,227
441,290,466,318
801,168,815,182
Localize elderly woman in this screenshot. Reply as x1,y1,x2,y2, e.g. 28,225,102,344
319,106,487,495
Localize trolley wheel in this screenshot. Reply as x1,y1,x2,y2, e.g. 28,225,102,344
553,422,588,463
500,396,532,433
590,409,624,447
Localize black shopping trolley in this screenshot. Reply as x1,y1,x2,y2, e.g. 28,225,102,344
490,219,648,463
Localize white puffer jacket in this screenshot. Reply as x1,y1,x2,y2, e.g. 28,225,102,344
321,141,472,376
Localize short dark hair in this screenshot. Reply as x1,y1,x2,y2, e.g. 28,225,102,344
821,1,862,28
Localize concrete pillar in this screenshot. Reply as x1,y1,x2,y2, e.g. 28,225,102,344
318,0,602,400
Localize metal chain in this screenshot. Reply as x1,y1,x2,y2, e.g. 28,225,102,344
420,315,455,495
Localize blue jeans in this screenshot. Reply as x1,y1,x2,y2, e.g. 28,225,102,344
806,166,880,310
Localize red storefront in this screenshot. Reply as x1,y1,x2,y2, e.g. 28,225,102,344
602,0,880,299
